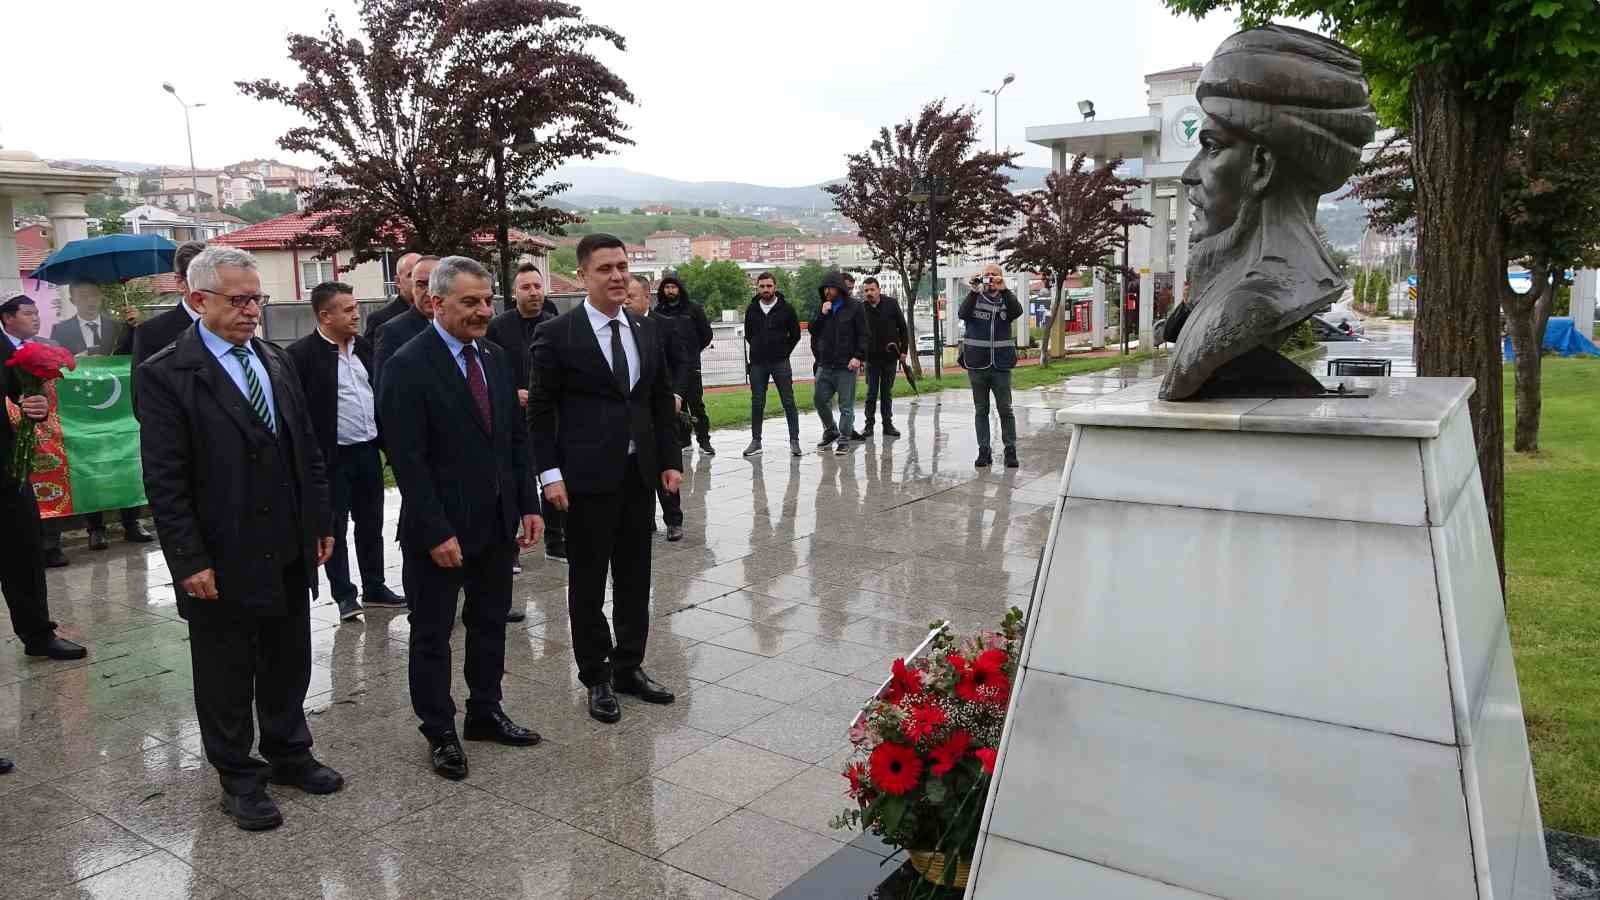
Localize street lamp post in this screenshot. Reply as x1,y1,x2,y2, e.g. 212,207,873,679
982,73,1016,153
910,175,944,380
1120,219,1132,355
161,83,204,201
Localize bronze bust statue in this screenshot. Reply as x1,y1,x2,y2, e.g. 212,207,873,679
1159,25,1378,400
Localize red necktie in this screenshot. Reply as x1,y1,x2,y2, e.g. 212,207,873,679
461,344,492,431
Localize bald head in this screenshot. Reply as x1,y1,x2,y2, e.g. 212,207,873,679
395,252,422,302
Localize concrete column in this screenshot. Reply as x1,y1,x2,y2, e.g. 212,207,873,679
1152,190,1171,274
1140,182,1162,346
1173,184,1191,309
1091,156,1107,349
45,192,90,247
1574,269,1596,338
0,195,20,298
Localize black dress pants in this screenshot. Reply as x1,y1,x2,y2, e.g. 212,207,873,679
405,541,515,740
682,370,710,447
325,440,388,602
566,467,654,686
0,481,54,644
186,562,314,796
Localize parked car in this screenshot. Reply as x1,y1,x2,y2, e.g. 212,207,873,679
916,333,936,356
1310,315,1363,342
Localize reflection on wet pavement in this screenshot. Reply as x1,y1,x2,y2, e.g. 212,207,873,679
0,334,1411,898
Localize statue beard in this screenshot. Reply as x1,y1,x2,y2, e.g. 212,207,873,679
1186,191,1264,308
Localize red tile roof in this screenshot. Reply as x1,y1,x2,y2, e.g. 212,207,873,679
548,272,581,293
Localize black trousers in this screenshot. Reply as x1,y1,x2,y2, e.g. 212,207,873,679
863,360,898,425
0,481,54,643
566,468,654,686
186,562,314,796
325,440,387,602
43,508,140,549
405,541,515,740
680,370,710,447
655,482,683,528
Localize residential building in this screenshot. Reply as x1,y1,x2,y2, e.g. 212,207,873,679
645,230,691,265
763,237,804,263
641,203,673,216
227,159,317,190
690,234,731,261
729,237,759,262
158,169,227,202
120,204,247,242
142,187,214,212
830,234,874,267
624,243,657,264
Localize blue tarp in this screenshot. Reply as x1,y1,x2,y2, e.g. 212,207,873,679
1502,317,1600,361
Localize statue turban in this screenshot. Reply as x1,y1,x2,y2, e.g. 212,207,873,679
1196,25,1378,194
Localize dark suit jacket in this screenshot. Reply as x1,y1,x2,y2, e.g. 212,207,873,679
485,306,558,403
52,315,133,357
285,331,378,468
135,329,332,620
373,307,430,398
363,296,411,341
131,303,197,370
527,305,682,496
378,325,537,555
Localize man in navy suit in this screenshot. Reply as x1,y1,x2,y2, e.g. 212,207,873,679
380,256,544,780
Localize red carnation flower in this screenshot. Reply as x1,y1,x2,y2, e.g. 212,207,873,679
928,730,972,776
947,652,969,675
6,342,75,380
975,648,1008,676
901,701,947,742
868,741,923,796
882,657,923,705
975,747,997,775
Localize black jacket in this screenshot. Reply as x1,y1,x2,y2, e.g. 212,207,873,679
485,305,559,400
378,325,537,555
135,329,331,620
809,272,869,369
285,331,378,468
363,296,411,340
0,338,25,493
743,293,802,366
653,276,713,373
373,306,431,398
51,314,133,357
131,303,197,370
862,296,910,362
528,305,682,496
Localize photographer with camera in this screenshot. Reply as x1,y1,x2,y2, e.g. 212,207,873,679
957,263,1024,468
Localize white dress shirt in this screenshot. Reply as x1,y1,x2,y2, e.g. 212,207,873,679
430,318,486,381
540,299,640,488
318,328,378,446
78,315,107,351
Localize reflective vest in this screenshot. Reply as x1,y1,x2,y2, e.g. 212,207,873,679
960,292,1018,371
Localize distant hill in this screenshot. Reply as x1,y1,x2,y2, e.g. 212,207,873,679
563,212,798,245
51,158,167,173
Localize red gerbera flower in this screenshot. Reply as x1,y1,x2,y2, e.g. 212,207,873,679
956,664,1011,706
900,701,947,741
868,741,923,795
928,730,972,776
975,747,997,774
975,648,1008,676
882,657,923,705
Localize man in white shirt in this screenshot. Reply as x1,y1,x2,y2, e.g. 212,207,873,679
287,282,404,621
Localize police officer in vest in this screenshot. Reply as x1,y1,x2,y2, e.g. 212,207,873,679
957,263,1024,469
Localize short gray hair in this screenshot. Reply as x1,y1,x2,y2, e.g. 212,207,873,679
428,255,491,297
187,246,259,293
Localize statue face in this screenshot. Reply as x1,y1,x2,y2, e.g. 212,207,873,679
1182,116,1264,242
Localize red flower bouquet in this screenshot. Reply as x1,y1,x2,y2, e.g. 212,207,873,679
833,607,1026,889
5,342,74,481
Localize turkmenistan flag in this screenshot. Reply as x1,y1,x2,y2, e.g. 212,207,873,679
28,356,146,518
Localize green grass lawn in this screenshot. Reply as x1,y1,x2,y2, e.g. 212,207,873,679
704,351,1156,430
1504,357,1600,834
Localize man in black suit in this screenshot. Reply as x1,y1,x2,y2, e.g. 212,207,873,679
624,275,688,542
364,251,421,341
529,233,682,725
0,295,89,661
286,282,404,622
131,240,209,372
380,256,544,781
44,281,154,557
136,247,342,832
485,263,564,568
373,255,439,396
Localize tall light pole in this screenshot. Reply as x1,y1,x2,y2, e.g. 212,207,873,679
982,73,1016,153
161,82,205,201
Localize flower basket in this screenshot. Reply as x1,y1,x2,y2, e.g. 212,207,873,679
832,607,1026,894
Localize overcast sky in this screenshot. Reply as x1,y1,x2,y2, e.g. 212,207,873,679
5,0,1268,187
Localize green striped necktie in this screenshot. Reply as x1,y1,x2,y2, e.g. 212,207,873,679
227,346,275,434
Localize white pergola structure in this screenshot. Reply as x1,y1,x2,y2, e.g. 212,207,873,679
0,149,117,301
1025,65,1203,349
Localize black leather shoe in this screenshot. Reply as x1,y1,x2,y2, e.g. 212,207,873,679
1004,448,1020,468
87,529,109,551
613,669,676,705
463,710,541,746
362,585,406,608
0,756,13,774
43,548,68,569
588,683,622,724
849,431,866,442
25,636,87,660
882,423,901,437
270,759,345,794
220,790,283,831
124,522,156,543
974,449,993,468
699,442,716,456
428,735,469,780
666,525,684,542
816,430,839,449
862,422,874,436
506,606,527,624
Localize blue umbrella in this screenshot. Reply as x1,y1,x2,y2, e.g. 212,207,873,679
28,233,178,285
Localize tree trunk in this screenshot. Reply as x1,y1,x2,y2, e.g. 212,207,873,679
897,262,925,378
1503,269,1555,453
1410,62,1517,576
1039,277,1066,367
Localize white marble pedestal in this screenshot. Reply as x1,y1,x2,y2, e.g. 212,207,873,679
965,378,1552,899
